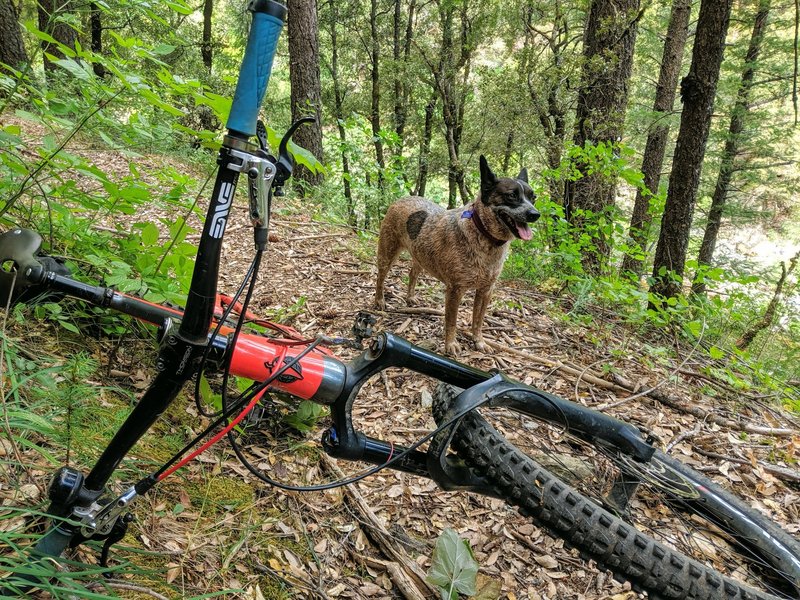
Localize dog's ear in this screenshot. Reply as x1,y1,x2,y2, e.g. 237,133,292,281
479,155,498,202
517,167,528,183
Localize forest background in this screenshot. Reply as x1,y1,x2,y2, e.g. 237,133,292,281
1,0,800,421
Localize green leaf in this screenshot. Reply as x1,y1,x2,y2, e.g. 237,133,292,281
685,320,704,338
427,529,478,600
198,374,214,405
54,58,93,82
141,222,159,246
59,321,80,334
709,346,725,360
164,0,194,14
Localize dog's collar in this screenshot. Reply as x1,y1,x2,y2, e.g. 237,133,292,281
462,206,507,247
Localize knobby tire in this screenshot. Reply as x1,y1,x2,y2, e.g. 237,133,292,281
433,383,800,600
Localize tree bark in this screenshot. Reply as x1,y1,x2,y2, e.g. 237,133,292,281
523,0,571,204
0,0,28,74
692,0,771,295
414,90,437,197
620,0,690,277
395,0,417,150
369,0,386,196
37,0,77,73
433,0,471,208
325,0,354,225
564,0,640,273
650,0,733,300
201,0,213,71
288,0,325,193
89,2,105,78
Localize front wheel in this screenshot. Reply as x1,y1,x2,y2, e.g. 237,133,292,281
433,383,800,600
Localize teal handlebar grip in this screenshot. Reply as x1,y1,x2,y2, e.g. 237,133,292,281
226,0,287,138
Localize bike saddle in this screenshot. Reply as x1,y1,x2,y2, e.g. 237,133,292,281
0,228,70,307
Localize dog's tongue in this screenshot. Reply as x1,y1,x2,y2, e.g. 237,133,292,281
517,223,532,241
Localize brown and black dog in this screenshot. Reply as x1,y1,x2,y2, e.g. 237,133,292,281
374,155,539,355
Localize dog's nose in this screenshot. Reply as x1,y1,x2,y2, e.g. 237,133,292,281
527,209,540,223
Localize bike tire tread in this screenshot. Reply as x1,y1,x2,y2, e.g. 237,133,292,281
432,382,788,600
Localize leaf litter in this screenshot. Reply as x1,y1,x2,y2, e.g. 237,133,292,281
0,136,798,598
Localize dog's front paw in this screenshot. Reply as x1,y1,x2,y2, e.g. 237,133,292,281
406,295,418,307
374,296,386,310
445,340,461,356
473,338,487,352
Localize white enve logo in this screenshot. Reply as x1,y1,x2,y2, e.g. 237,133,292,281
209,182,234,238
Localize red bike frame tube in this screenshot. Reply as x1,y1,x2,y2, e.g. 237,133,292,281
228,331,347,404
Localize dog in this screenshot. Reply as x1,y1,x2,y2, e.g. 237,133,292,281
374,155,539,355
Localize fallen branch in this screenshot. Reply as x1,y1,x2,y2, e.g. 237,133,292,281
481,337,798,439
357,555,428,600
611,373,796,438
320,455,434,597
691,448,800,483
483,338,616,390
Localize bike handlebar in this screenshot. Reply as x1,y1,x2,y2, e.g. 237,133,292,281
226,0,287,138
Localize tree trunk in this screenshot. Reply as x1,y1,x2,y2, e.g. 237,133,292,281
202,0,213,71
565,0,640,273
523,0,570,204
620,0,690,277
288,0,325,194
502,130,514,173
692,0,771,295
369,0,386,195
399,0,415,142
736,249,799,350
0,0,28,73
414,90,437,197
89,2,105,78
37,0,77,74
433,0,471,208
650,0,733,300
326,0,354,225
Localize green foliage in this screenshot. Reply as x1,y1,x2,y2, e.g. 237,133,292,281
281,400,326,433
427,528,479,600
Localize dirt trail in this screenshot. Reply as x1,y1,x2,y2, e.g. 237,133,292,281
175,197,798,600
2,117,798,597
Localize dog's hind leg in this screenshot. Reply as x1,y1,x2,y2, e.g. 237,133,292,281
443,285,466,355
374,228,403,310
406,260,422,306
471,286,493,352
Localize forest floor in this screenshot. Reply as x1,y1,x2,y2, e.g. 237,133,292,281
1,127,799,599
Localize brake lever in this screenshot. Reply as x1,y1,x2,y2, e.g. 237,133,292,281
274,116,315,189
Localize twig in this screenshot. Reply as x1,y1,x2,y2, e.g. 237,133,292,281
483,338,616,390
252,560,330,599
691,447,800,483
597,320,706,410
89,581,170,600
287,233,344,243
392,307,444,317
665,422,703,453
319,455,435,597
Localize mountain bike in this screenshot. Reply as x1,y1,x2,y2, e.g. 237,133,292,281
1,1,799,598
